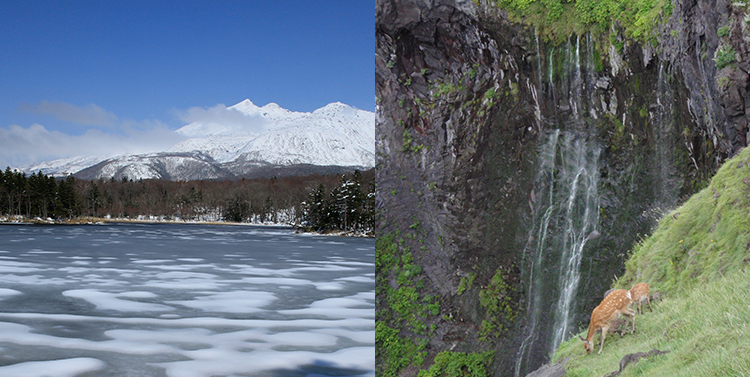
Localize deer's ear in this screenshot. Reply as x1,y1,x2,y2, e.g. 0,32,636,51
579,335,585,341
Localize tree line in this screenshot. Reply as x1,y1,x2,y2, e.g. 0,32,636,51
0,167,374,233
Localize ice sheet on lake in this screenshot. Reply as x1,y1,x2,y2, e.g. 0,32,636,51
0,224,374,376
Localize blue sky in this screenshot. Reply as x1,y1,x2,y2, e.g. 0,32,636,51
0,1,374,169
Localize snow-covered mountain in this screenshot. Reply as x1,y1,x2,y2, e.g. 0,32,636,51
23,100,374,180
21,155,110,178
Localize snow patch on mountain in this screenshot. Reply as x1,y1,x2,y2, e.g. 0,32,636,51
24,155,111,177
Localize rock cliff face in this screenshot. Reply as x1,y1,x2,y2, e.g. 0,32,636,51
376,0,750,375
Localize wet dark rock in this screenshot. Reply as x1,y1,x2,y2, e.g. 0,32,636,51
604,349,670,377
595,77,612,90
523,358,567,377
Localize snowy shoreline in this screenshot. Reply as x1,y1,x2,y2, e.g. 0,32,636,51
0,215,374,237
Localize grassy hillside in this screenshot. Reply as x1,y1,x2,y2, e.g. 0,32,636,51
552,146,750,376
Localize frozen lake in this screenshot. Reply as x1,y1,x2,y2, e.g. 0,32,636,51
0,223,374,377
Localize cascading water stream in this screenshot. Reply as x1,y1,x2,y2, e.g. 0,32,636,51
531,28,544,125
548,50,554,86
550,133,600,352
569,35,582,118
653,62,679,207
514,130,560,377
534,29,544,91
514,130,600,376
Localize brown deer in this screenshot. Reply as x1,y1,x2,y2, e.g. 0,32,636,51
629,282,651,314
580,289,635,355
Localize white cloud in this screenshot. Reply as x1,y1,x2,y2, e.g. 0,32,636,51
175,104,267,137
0,122,185,169
19,101,119,127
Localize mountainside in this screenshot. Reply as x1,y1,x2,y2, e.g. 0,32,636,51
23,100,374,180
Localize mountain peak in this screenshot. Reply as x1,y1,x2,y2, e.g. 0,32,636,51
321,101,349,109
230,99,261,114
313,102,353,117
259,102,292,118
262,102,282,109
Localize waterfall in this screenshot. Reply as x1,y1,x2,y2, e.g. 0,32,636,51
514,130,560,377
653,62,679,208
515,130,600,376
550,132,600,352
534,28,544,89
548,48,555,92
569,35,582,117
532,28,544,126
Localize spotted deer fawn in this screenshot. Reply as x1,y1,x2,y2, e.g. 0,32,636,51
580,289,635,355
630,282,651,314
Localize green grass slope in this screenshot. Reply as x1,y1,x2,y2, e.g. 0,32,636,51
552,146,750,376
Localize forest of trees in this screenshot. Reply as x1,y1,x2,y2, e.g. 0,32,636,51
0,167,375,234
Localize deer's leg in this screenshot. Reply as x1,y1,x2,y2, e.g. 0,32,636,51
598,326,608,355
647,297,652,312
620,314,631,336
628,310,636,334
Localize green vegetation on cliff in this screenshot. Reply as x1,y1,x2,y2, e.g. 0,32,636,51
417,351,495,377
376,232,429,376
479,268,517,339
490,0,672,44
552,146,750,375
376,229,492,377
